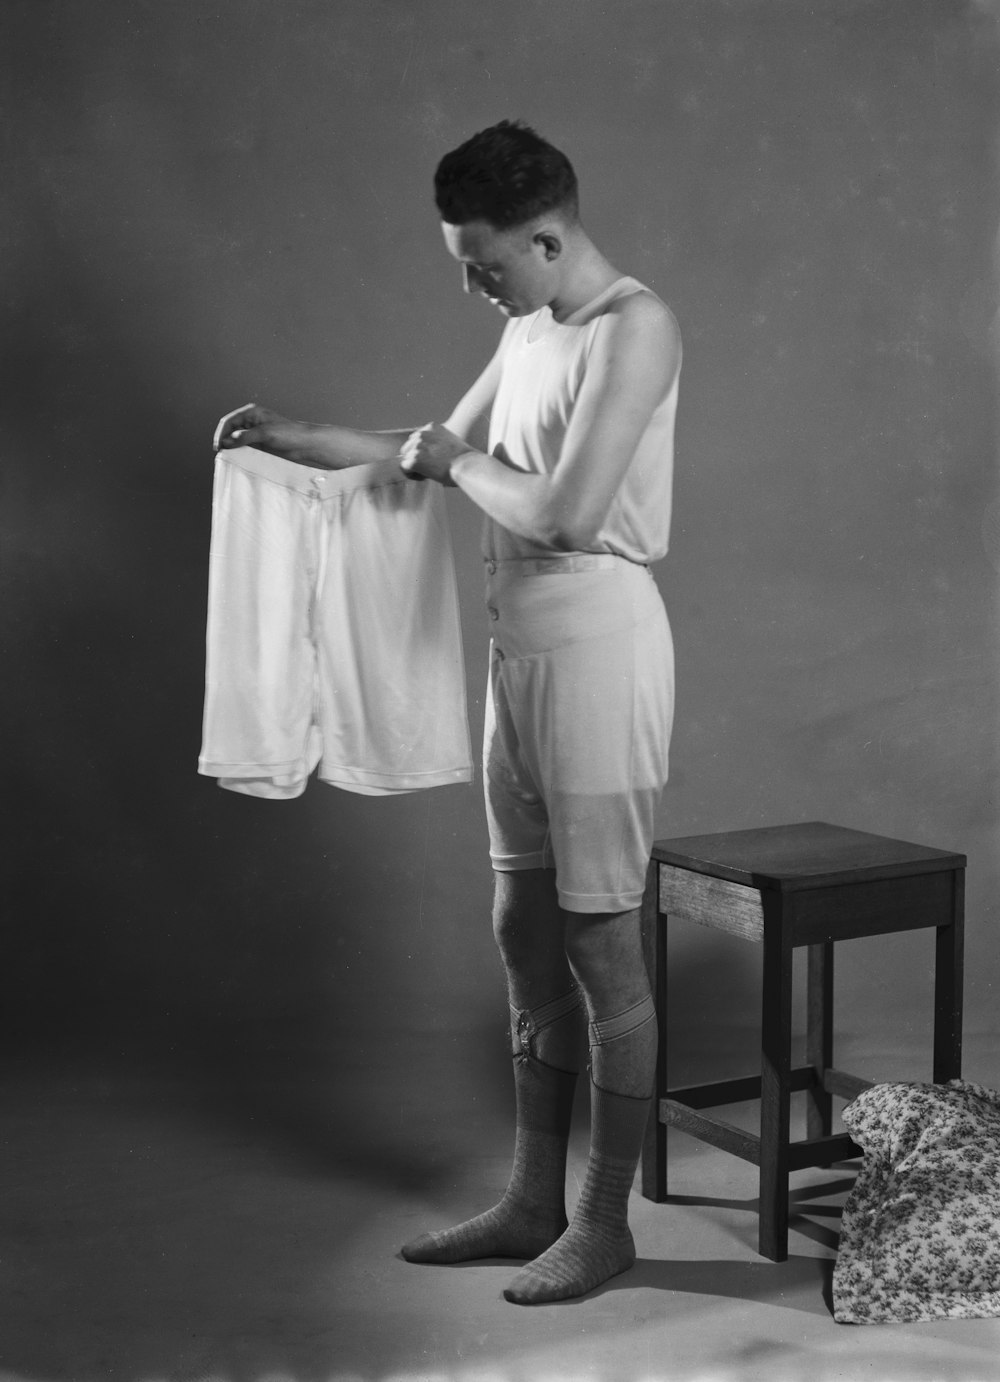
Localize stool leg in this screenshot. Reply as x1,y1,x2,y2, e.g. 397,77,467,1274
806,942,833,1144
933,868,964,1083
641,860,667,1202
759,904,792,1261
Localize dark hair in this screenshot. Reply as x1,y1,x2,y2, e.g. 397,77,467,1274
434,120,579,229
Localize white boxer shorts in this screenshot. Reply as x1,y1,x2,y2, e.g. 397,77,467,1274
199,446,473,798
483,554,674,913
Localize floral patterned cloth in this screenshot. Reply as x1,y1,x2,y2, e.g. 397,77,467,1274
833,1079,1000,1324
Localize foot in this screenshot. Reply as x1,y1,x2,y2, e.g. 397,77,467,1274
401,1201,568,1265
502,1222,636,1303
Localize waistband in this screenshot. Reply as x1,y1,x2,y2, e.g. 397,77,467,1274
484,554,644,576
218,445,407,497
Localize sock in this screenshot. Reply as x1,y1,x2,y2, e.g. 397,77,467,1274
401,1055,577,1264
502,993,656,1304
502,1081,650,1303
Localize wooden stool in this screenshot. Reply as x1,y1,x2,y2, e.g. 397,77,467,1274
640,821,965,1261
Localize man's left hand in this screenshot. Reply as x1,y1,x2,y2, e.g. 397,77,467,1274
399,423,471,485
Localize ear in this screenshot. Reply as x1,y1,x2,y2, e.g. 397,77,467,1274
533,229,563,261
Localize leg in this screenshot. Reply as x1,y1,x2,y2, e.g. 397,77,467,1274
503,906,656,1304
486,560,672,1301
640,861,667,1201
806,942,833,1142
401,869,582,1265
933,869,964,1082
759,905,792,1262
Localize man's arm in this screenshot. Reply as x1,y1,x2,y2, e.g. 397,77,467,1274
212,343,504,472
402,295,681,547
213,404,411,469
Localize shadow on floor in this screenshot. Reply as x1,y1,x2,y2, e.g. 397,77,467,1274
626,1253,834,1311
393,1249,836,1315
147,1025,519,1195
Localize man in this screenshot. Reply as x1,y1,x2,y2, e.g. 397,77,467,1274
215,120,681,1304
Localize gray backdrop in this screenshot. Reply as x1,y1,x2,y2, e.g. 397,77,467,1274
3,0,997,1086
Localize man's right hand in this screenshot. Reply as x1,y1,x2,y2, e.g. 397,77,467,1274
213,403,290,454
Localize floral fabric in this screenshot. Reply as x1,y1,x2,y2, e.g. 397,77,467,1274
833,1079,1000,1324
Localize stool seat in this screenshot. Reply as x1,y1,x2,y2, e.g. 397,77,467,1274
640,821,965,1261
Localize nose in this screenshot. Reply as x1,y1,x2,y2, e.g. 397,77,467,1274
463,264,487,295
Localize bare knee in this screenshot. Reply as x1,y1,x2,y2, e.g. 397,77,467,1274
564,908,649,1010
491,870,574,1002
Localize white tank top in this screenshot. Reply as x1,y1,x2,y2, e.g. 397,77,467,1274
485,275,679,564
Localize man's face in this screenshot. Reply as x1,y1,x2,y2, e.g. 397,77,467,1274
441,219,553,317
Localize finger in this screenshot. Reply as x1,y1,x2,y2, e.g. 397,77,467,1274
219,426,263,450
399,453,427,481
213,402,256,452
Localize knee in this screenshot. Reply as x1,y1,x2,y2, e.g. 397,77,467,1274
491,871,556,973
563,909,649,1007
563,915,619,990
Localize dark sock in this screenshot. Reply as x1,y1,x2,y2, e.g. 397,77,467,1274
401,1057,577,1264
503,1082,649,1304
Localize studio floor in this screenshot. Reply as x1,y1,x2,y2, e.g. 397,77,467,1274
2,1034,999,1382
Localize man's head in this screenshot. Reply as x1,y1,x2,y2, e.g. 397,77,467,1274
435,121,581,316
434,120,579,231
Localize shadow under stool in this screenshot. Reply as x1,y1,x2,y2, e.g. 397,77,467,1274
640,821,966,1261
